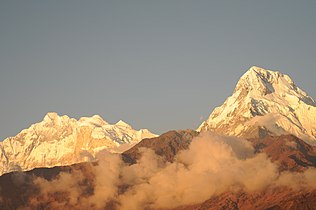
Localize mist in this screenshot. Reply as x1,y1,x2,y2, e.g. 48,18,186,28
21,132,316,210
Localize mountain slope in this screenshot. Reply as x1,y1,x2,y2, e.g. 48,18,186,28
250,135,316,172
122,129,199,164
0,112,156,175
123,130,316,172
175,188,316,210
1,133,316,210
198,66,316,143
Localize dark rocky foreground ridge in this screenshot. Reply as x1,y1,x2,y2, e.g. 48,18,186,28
174,189,316,210
0,130,316,209
122,129,199,164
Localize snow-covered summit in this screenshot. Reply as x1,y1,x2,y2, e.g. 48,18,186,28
115,120,132,128
235,66,315,104
79,114,109,126
0,113,157,175
198,66,316,143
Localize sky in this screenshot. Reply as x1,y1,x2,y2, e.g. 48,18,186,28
1,1,316,140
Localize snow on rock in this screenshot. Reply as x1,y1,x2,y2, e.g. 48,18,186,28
198,66,316,144
0,113,157,175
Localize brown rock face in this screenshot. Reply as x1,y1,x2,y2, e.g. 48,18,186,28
175,188,316,210
249,135,316,171
122,129,199,164
0,162,96,210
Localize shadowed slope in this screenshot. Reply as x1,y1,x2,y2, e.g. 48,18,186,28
250,135,316,171
122,129,199,164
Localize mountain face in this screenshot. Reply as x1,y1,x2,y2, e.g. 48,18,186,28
198,66,316,143
250,135,316,172
122,129,199,164
122,130,316,172
1,133,316,210
175,188,316,210
0,112,156,176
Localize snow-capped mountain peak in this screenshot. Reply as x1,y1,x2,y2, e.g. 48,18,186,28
79,114,109,126
198,66,316,143
235,66,315,104
0,113,157,175
115,120,132,128
43,112,66,124
43,112,60,121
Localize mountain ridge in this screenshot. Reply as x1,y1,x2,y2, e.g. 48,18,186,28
198,66,316,143
1,65,316,183
0,112,157,176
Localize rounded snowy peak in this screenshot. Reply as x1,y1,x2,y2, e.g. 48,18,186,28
78,114,109,125
115,120,132,128
43,112,60,121
42,112,71,124
42,112,76,127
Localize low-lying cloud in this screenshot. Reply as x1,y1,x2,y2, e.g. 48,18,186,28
21,132,316,210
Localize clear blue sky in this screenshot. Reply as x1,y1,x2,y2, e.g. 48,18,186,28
1,1,316,140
